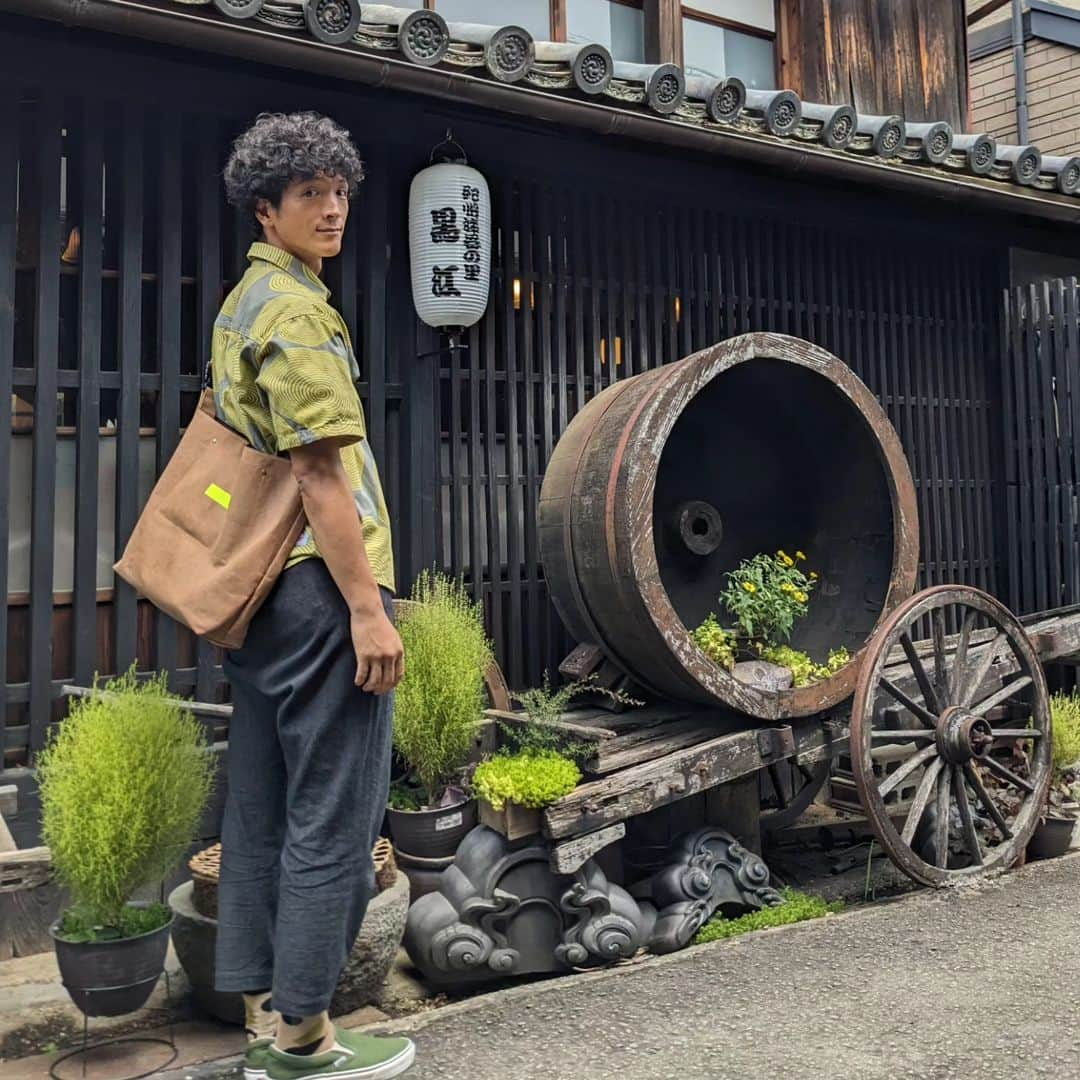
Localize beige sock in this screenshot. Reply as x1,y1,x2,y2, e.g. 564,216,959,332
274,1011,333,1055
242,991,277,1043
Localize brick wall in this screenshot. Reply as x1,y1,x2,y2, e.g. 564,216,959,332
971,33,1080,153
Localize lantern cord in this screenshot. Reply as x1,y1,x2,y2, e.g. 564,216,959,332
417,330,469,359
429,128,469,165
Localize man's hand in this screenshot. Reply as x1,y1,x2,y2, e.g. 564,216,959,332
350,604,404,694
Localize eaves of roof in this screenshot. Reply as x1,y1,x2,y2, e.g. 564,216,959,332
8,0,1080,226
970,0,1080,59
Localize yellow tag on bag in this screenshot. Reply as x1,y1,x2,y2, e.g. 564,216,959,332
205,483,232,510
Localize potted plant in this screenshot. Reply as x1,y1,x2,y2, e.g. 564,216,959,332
474,750,582,840
387,571,494,860
1029,690,1080,860
37,669,214,1017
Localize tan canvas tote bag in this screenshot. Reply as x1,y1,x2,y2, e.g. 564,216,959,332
113,388,305,649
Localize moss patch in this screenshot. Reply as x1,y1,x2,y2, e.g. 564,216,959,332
693,888,843,945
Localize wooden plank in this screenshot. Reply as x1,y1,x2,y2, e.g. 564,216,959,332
155,112,183,682
0,81,17,737
28,95,62,753
587,717,735,775
549,822,625,874
1065,278,1080,604
72,101,105,688
112,106,144,674
484,707,617,742
543,717,840,839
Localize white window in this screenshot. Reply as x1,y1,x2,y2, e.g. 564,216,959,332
681,0,776,89
566,0,645,63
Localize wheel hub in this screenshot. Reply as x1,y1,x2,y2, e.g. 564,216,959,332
936,705,994,764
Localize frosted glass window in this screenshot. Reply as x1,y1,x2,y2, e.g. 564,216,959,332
436,0,550,40
682,0,774,31
682,18,775,89
567,0,645,62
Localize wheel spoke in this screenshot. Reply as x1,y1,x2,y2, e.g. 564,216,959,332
970,676,1033,718
932,609,949,702
981,755,1036,794
879,743,939,798
901,757,944,846
963,763,1013,838
952,611,977,704
900,632,941,715
991,728,1042,740
880,677,938,728
933,766,951,868
796,761,815,784
951,764,983,866
959,632,1004,707
871,729,936,742
767,762,788,808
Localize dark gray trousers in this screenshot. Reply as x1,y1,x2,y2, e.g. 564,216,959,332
214,559,394,1017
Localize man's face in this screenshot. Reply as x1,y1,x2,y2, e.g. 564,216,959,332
257,173,350,268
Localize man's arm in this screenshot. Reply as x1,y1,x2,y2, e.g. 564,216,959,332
289,440,403,695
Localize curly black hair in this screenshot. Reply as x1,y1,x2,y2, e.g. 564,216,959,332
224,112,365,235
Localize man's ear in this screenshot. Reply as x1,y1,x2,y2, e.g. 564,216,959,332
254,197,273,227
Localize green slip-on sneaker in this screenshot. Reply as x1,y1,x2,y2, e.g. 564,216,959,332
265,1030,415,1080
244,1037,273,1080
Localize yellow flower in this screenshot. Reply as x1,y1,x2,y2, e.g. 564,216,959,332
810,571,819,580
781,583,795,593
796,550,807,561
796,591,808,603
742,581,757,594
777,550,795,567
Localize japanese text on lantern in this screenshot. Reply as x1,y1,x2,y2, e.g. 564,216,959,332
461,184,481,283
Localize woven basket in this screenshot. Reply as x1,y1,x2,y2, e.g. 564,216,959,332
188,838,398,921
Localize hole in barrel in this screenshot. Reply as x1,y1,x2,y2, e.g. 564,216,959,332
652,358,896,664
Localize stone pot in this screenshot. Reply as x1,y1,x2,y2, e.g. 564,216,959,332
168,871,410,1024
51,904,174,1018
1027,813,1078,861
393,847,455,905
385,799,477,859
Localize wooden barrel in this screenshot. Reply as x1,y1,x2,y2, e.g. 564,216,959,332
539,333,919,720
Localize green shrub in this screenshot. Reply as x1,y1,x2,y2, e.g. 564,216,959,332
692,615,737,671
472,750,582,810
1051,690,1080,773
693,888,842,944
760,644,850,688
395,571,493,805
37,669,215,939
721,550,817,643
502,674,639,761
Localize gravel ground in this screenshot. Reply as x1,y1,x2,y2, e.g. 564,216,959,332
174,853,1080,1080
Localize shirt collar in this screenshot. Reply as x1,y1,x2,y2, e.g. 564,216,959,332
247,242,330,300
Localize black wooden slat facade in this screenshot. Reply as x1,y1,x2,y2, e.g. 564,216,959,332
0,18,1069,772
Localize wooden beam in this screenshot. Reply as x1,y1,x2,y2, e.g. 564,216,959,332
549,823,626,874
968,0,1011,26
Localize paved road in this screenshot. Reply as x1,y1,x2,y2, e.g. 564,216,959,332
381,854,1080,1080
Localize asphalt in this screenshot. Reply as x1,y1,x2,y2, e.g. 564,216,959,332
175,853,1080,1080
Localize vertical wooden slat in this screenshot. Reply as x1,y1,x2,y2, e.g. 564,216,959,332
72,102,104,689
570,190,586,414
946,252,974,587
29,95,62,751
722,212,736,340
664,205,678,362
1001,286,1020,609
482,239,503,650
0,87,18,741
1037,280,1061,608
112,108,143,674
692,206,707,352
553,185,569,438
1064,279,1080,604
155,114,183,683
195,117,221,703
1050,279,1075,607
634,196,651,374
649,203,664,371
602,194,618,384
1026,284,1048,611
502,184,523,689
926,255,952,586
520,182,540,683
970,260,998,598
361,160,387,472
1011,285,1034,609
536,184,558,671
707,208,721,347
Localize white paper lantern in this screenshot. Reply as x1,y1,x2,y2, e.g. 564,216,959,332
409,160,491,331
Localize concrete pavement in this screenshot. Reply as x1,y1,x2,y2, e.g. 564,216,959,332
168,853,1080,1080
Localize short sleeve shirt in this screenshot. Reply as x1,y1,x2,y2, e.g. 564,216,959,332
211,242,395,592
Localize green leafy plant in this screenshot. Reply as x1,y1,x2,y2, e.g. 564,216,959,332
502,674,641,760
721,550,816,644
394,571,494,806
472,750,582,811
760,645,850,688
37,669,215,940
1050,691,1080,774
692,615,737,671
692,888,842,945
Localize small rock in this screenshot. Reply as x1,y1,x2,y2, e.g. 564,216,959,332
732,660,794,692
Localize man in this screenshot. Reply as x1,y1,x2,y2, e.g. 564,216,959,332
212,111,415,1080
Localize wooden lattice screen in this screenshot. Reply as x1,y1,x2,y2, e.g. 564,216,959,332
1,20,1008,772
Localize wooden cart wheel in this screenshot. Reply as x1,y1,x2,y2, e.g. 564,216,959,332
851,585,1052,887
761,756,831,832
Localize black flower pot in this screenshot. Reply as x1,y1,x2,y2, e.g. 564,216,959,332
385,799,477,859
51,905,174,1018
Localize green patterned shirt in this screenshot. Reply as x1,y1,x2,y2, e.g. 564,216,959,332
211,242,395,592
